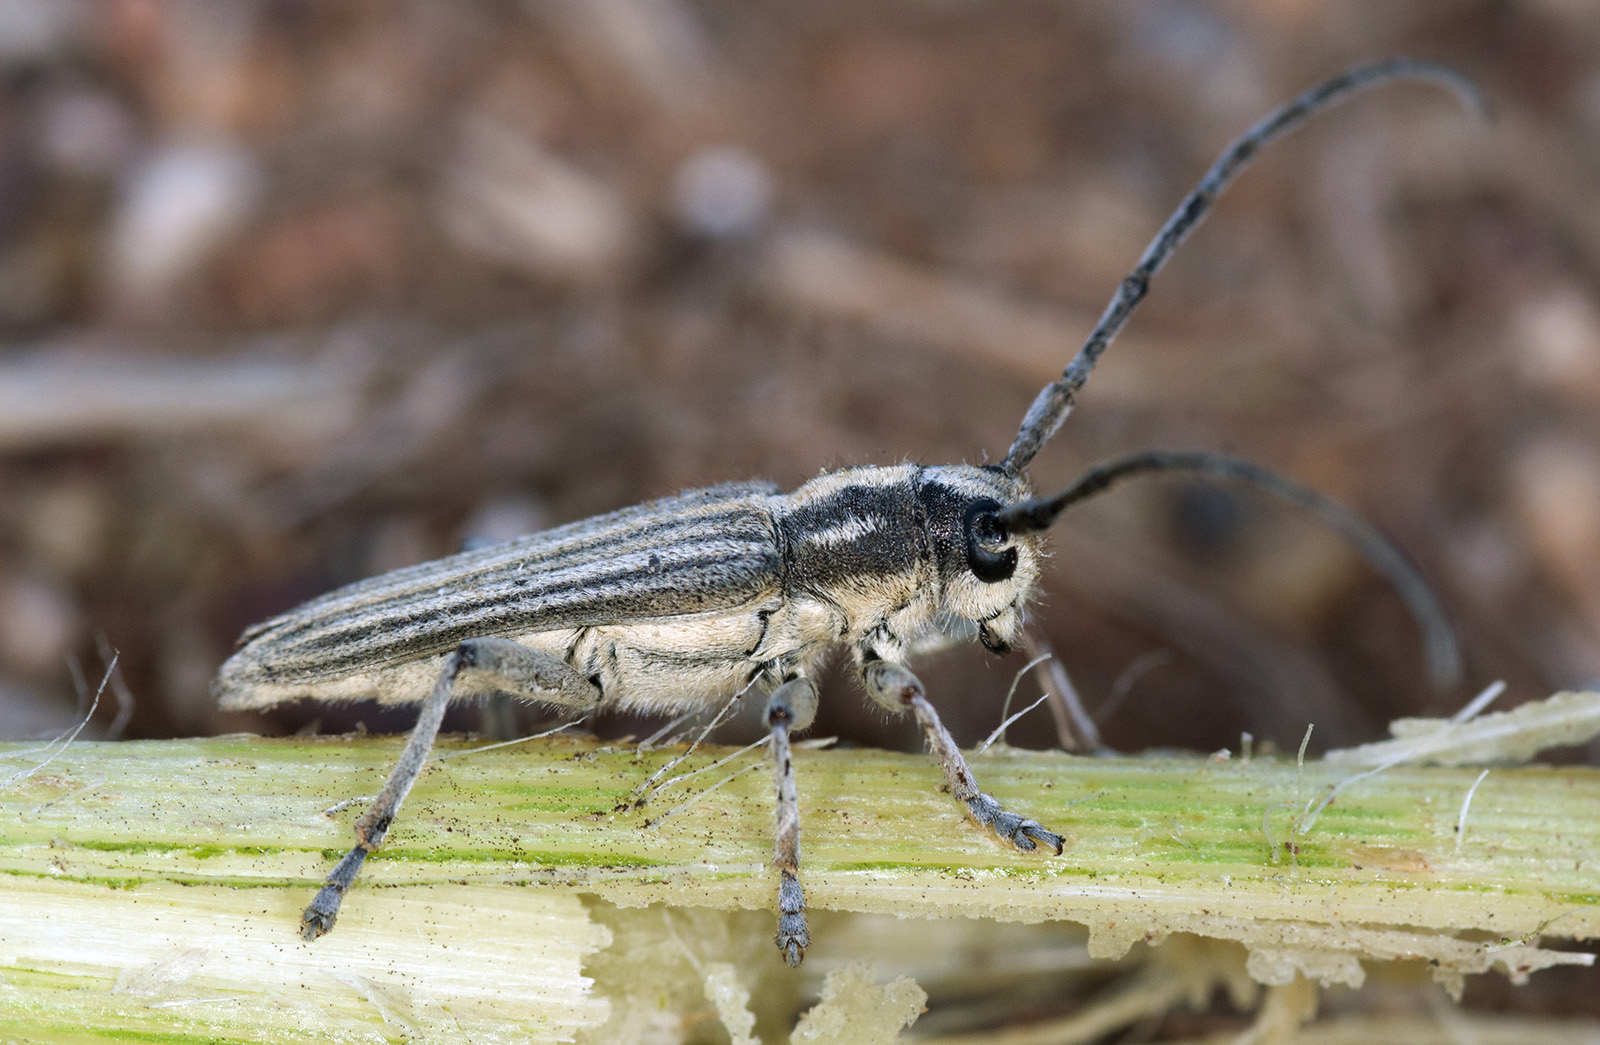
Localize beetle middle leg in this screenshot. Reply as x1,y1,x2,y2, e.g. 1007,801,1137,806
764,675,818,967
300,637,601,941
862,657,1064,854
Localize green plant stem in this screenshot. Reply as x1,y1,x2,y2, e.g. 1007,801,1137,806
1,734,1596,1043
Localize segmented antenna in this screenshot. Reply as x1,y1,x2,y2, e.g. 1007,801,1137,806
1000,58,1487,475
996,449,1462,689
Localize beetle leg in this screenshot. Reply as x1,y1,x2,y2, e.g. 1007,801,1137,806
861,658,1064,855
301,637,600,941
764,675,817,967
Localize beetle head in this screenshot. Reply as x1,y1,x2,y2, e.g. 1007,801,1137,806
917,465,1046,655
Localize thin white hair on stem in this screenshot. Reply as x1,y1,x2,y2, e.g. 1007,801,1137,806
644,744,770,829
1279,722,1317,854
983,651,1053,754
637,710,698,752
1296,723,1315,765
976,690,1054,756
998,652,1053,727
1295,723,1314,804
2,651,118,789
657,684,756,751
1300,681,1513,839
642,734,770,808
321,794,377,817
428,714,591,763
627,676,759,807
1297,759,1391,837
1451,679,1507,724
94,633,136,740
1454,768,1491,856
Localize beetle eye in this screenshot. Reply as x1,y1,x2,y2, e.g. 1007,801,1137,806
963,499,1017,583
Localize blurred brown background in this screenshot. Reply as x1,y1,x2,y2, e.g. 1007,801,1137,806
1,1,1597,767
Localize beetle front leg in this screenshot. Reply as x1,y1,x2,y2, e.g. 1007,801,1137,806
764,675,818,968
861,658,1063,854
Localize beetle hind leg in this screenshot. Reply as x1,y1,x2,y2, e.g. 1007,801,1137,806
301,637,600,940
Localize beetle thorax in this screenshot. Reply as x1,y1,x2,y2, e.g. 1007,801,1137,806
776,463,1042,655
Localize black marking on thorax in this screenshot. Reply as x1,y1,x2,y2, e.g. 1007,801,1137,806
911,476,976,572
777,478,929,597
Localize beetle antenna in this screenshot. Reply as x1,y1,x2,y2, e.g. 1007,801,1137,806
995,450,1462,690
1000,58,1486,474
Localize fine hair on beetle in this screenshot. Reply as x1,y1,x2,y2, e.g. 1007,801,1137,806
214,58,1483,967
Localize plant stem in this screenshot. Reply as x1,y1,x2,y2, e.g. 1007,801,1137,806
1,734,1596,1042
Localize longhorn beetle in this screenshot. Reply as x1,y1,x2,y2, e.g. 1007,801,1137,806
216,59,1480,967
